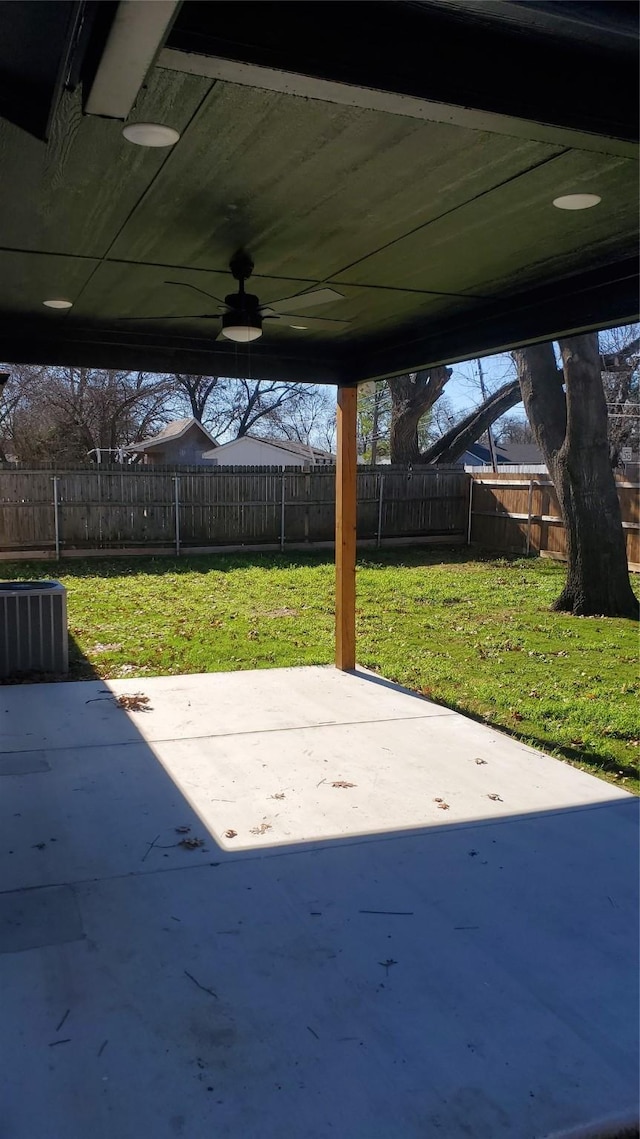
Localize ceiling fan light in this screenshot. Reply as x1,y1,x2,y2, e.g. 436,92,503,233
221,311,262,342
221,324,262,343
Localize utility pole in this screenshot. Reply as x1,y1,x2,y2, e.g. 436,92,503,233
477,359,498,472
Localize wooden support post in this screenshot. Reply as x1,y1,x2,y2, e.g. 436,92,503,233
335,384,358,670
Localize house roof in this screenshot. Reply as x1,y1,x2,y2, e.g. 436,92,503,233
125,418,218,453
465,443,509,465
0,2,636,383
499,443,545,465
255,437,335,461
203,435,335,461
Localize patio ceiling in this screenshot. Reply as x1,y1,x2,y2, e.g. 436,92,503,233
0,0,637,383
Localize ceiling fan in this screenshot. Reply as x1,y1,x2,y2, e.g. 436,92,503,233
117,251,351,343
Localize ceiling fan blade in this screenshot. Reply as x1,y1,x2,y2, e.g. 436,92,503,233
164,280,227,306
262,287,344,315
262,313,351,330
115,314,221,321
281,315,352,331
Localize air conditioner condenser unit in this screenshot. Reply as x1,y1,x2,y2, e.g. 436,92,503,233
0,581,69,678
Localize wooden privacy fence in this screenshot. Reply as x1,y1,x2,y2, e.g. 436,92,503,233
469,472,640,570
0,465,469,557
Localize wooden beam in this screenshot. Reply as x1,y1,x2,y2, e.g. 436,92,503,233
335,383,358,671
343,259,640,383
159,47,637,159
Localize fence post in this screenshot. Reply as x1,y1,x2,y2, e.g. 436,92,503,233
376,473,385,548
466,476,474,545
304,469,310,542
52,476,60,559
280,468,286,552
526,479,534,555
173,475,180,556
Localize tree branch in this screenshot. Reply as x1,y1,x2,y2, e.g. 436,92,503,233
421,378,521,465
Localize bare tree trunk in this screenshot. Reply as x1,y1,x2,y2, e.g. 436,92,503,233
514,335,638,619
388,367,451,463
422,379,520,465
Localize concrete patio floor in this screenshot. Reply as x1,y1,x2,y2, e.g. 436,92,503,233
0,665,638,1139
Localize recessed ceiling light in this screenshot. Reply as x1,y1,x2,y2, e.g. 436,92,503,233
122,122,180,148
552,193,601,211
291,324,308,330
43,299,73,309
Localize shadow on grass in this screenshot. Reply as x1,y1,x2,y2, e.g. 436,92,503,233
1,544,508,580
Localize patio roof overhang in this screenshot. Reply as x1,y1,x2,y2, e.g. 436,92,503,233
0,0,637,386
0,0,638,670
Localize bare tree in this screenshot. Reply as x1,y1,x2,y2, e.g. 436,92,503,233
514,334,638,619
204,378,325,441
2,366,170,464
388,368,452,463
494,414,535,447
278,386,336,451
168,373,220,421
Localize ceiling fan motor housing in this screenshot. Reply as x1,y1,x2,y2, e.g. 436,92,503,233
222,292,263,337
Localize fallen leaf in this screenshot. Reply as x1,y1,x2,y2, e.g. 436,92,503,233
474,758,488,765
332,781,356,789
511,711,524,722
224,829,237,839
175,826,191,834
269,792,286,800
437,802,450,810
487,793,503,802
117,693,151,712
178,837,204,850
250,822,272,835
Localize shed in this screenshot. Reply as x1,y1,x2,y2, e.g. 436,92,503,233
124,418,218,466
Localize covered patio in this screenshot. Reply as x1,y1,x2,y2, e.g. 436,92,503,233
1,666,638,1138
0,1,639,1135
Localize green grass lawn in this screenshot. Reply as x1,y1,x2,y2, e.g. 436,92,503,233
3,548,638,793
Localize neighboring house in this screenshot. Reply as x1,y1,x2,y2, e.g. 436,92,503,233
124,418,218,466
202,435,335,467
458,442,510,467
459,441,546,468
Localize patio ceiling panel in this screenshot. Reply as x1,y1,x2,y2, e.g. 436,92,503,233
333,152,637,295
0,249,99,319
106,80,564,280
0,69,213,259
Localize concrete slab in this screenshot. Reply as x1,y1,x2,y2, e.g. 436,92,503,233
0,667,637,1139
0,665,454,754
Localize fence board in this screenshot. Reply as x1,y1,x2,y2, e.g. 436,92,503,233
0,464,468,555
470,474,638,568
